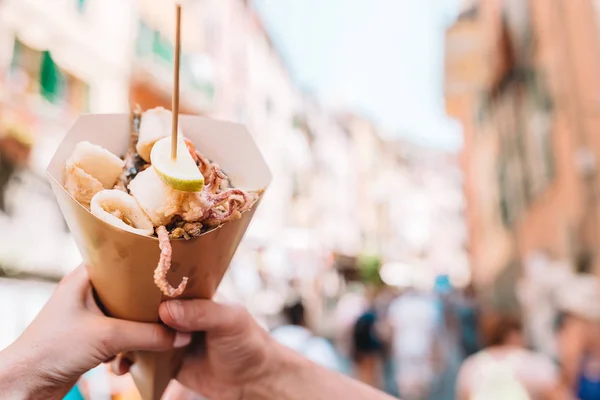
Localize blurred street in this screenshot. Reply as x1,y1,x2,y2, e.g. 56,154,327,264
2,0,600,399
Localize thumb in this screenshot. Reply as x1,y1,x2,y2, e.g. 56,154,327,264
106,318,192,354
159,299,246,333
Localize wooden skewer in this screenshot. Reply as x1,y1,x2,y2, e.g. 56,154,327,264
171,3,182,160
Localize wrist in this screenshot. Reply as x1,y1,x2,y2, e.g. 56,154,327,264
243,340,305,400
0,342,36,399
0,339,69,400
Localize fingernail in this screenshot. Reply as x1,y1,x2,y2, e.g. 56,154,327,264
173,332,192,348
167,300,184,321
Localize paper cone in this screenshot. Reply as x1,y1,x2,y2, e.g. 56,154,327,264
47,114,272,400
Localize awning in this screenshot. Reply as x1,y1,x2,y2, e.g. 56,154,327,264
1,1,118,82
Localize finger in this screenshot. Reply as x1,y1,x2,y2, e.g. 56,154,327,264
110,354,133,376
102,355,116,364
107,319,192,354
58,264,90,302
85,288,104,315
159,299,245,333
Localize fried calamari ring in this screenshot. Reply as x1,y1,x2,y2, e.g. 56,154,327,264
154,225,188,297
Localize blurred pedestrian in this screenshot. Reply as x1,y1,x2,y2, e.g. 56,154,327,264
574,323,600,400
456,284,481,358
332,284,369,374
271,299,342,373
555,274,600,398
428,281,463,400
351,287,390,390
456,312,564,400
387,288,441,400
518,250,573,361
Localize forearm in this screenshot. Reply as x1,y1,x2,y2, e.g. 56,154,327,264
0,342,71,400
246,344,395,400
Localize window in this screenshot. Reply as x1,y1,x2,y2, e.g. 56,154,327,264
136,21,174,64
522,70,554,199
9,39,90,110
495,87,528,228
152,31,174,64
9,41,66,103
136,20,215,103
10,39,42,83
40,51,64,104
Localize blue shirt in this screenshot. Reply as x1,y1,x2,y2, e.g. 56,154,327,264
63,386,85,400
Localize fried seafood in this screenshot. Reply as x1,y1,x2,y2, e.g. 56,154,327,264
90,189,154,236
64,160,105,205
129,167,186,226
154,225,188,297
65,141,125,205
63,107,259,297
115,109,146,191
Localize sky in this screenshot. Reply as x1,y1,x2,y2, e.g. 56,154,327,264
254,0,462,150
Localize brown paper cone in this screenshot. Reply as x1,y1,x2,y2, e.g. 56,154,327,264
47,114,271,400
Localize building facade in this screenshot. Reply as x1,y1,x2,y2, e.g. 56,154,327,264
445,0,600,302
132,0,216,114
0,0,138,279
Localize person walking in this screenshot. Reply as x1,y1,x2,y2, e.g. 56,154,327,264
456,313,565,400
271,299,342,373
555,274,600,399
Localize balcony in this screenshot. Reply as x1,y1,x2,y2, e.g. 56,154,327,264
133,20,215,114
0,0,129,80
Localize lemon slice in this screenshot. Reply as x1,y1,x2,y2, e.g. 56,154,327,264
151,137,204,192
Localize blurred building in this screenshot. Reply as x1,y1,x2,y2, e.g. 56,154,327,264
339,113,391,254
385,140,468,288
445,0,600,304
334,113,469,290
0,0,138,279
0,0,470,355
132,0,215,114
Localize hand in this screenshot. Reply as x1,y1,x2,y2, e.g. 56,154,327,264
113,299,277,400
0,266,191,400
113,300,398,400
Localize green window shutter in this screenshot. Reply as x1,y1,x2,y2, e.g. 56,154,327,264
40,51,63,103
152,31,174,64
76,0,87,13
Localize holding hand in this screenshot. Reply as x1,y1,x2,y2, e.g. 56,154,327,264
0,265,395,400
0,266,191,400
113,299,276,400
114,299,397,400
